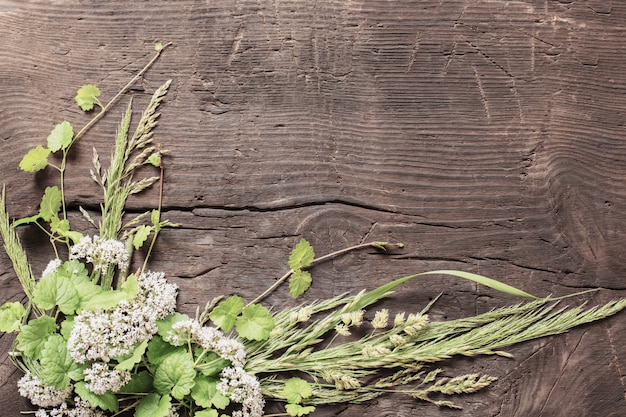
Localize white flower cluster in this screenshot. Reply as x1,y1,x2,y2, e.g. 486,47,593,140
217,366,265,417
17,372,72,408
68,271,178,363
41,258,62,278
69,235,129,272
83,363,131,395
34,397,106,417
169,319,246,368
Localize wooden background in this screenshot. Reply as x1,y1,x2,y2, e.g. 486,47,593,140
1,0,625,416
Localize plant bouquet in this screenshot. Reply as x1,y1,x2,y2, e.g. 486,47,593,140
1,45,625,417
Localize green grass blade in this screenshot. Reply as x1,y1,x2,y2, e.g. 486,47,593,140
418,270,537,299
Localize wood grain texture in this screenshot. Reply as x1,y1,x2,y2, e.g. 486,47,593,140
0,0,625,415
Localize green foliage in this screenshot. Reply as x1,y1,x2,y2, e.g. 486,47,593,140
133,224,153,249
191,375,229,409
0,301,26,332
118,370,154,394
47,121,74,152
16,315,57,359
209,295,244,332
135,393,172,417
288,238,315,270
115,339,148,371
74,84,101,111
236,304,275,341
285,404,316,417
75,381,119,412
40,334,77,389
33,272,80,314
289,269,312,298
283,377,313,404
153,350,197,399
19,145,50,172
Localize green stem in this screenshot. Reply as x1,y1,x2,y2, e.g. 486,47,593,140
141,147,165,274
248,241,403,306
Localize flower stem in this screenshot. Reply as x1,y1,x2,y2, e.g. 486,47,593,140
248,241,403,306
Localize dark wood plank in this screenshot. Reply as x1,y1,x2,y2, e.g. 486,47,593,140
0,1,625,416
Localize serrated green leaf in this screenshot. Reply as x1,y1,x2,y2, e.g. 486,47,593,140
75,381,119,412
115,339,148,371
209,295,244,333
39,186,62,221
50,217,83,244
40,334,77,389
19,145,50,172
58,260,90,281
289,270,312,298
151,209,161,229
75,84,101,112
0,301,26,332
153,350,197,399
191,375,218,408
118,370,153,394
147,335,185,366
285,403,316,417
235,303,275,341
60,316,74,339
47,120,74,152
16,315,57,359
133,225,153,250
136,393,171,417
283,377,313,404
197,352,230,377
33,271,80,314
288,238,315,270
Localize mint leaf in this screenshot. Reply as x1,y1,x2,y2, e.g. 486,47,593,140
0,302,25,332
153,350,197,400
235,304,275,341
19,145,50,172
75,381,119,412
283,377,313,404
47,120,73,152
33,271,80,314
16,315,57,359
191,375,218,408
75,84,101,111
133,225,153,250
136,393,171,417
40,334,75,389
285,403,316,416
288,238,315,270
209,295,244,332
289,270,312,298
39,186,62,221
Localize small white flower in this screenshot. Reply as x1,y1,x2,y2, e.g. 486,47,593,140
84,363,130,394
371,309,389,329
217,366,264,417
70,235,129,272
42,258,62,278
17,372,72,408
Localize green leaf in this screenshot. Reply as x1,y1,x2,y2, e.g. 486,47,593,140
133,225,153,250
148,153,162,167
16,315,57,359
155,42,164,52
283,377,313,404
40,334,76,389
197,352,230,377
289,270,312,298
156,312,190,342
75,381,119,412
419,270,538,299
195,409,219,417
288,238,315,270
47,120,74,152
191,375,218,408
75,84,101,111
285,403,316,417
19,145,50,172
39,186,62,221
153,350,197,400
50,217,83,244
60,316,74,339
33,271,80,314
115,339,148,371
235,303,275,341
209,295,244,333
136,393,171,417
118,370,154,394
147,336,184,366
0,301,26,332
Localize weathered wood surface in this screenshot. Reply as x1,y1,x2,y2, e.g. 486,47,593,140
1,0,625,415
